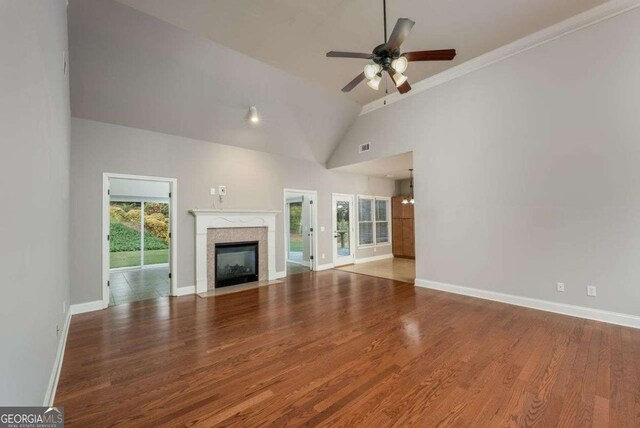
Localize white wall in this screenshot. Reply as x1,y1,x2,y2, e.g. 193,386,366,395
70,118,395,304
0,0,70,405
329,7,640,317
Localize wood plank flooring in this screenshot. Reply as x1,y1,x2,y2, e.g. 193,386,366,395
55,270,640,427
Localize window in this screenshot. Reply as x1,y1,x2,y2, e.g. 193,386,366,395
357,196,390,246
375,199,389,243
358,197,374,245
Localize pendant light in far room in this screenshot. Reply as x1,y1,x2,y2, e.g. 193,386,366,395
402,168,415,204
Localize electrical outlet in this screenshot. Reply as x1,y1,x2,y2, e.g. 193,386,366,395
556,282,565,292
210,187,216,196
219,185,226,196
587,285,597,297
373,247,377,253
321,253,325,259
56,324,60,337
320,226,325,232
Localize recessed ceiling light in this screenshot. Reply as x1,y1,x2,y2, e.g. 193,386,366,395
248,106,259,123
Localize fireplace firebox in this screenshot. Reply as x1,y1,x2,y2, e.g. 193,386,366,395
214,241,259,287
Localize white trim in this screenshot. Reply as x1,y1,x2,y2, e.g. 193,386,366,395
274,270,287,279
103,173,178,307
354,253,394,264
414,278,640,329
190,209,279,293
316,262,335,271
43,311,71,406
175,286,196,296
283,189,319,275
360,0,640,115
70,300,104,315
332,193,356,267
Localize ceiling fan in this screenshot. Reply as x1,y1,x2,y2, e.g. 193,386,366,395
326,0,456,94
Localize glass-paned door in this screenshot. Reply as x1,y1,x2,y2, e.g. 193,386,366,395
109,201,170,269
332,194,355,266
109,201,142,269
142,202,170,266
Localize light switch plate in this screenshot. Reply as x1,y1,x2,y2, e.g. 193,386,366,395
209,187,216,195
556,282,565,292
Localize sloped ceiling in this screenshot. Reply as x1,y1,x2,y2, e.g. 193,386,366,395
116,0,607,105
68,0,361,164
333,152,413,179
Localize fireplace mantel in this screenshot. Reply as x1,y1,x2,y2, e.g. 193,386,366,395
190,209,279,293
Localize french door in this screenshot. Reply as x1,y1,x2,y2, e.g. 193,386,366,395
332,194,355,266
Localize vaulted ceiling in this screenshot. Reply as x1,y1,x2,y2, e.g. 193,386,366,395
68,0,361,164
116,0,607,105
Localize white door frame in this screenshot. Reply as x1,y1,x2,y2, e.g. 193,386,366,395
283,188,318,274
102,173,178,308
332,193,356,267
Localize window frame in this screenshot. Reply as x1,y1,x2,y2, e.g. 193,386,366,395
356,195,392,249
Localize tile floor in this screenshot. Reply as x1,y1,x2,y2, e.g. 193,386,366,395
286,261,310,276
109,266,170,306
334,257,415,284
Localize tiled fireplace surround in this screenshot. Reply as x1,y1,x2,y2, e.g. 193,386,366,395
191,210,278,294
207,228,267,290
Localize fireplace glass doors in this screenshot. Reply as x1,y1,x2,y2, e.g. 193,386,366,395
214,241,259,287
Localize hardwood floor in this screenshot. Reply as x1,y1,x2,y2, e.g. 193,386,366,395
56,270,640,427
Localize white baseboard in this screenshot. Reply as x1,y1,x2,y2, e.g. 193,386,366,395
175,286,195,296
316,262,335,271
274,271,287,279
415,278,640,329
354,253,394,264
70,300,104,315
43,310,72,406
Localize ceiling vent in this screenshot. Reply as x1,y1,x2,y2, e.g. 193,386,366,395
359,143,371,154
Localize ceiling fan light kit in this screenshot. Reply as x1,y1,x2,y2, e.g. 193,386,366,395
367,73,382,90
392,71,407,87
326,0,457,95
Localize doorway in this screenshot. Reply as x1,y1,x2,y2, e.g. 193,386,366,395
102,174,178,307
332,193,355,266
284,189,317,276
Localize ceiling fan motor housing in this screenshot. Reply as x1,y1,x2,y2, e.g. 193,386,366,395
372,44,400,70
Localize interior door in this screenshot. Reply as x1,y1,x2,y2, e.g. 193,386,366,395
332,194,355,266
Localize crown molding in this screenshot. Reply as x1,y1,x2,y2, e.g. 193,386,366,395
360,0,640,116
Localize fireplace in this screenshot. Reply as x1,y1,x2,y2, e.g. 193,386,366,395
215,241,259,287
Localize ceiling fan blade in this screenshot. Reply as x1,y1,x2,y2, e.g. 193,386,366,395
397,80,411,94
326,51,374,59
341,72,366,92
386,18,415,51
404,49,456,61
